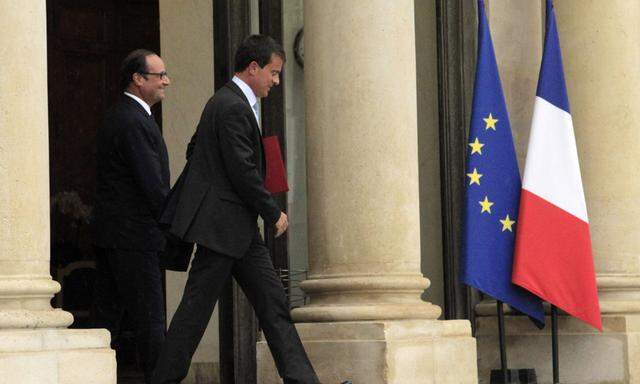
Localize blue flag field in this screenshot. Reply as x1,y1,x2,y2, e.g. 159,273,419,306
460,0,545,326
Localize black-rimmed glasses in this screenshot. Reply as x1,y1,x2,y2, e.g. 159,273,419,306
139,71,169,80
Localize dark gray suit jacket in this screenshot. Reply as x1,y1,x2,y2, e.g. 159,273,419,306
160,81,281,259
95,95,170,251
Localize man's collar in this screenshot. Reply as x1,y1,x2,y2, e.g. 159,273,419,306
231,76,258,108
124,91,152,115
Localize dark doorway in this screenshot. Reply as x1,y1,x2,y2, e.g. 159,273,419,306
46,0,160,382
47,1,289,382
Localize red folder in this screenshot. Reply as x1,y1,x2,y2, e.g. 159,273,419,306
262,135,289,194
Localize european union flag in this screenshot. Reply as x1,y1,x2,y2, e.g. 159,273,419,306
460,0,544,326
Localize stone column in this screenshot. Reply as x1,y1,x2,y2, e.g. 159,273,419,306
552,1,640,382
292,0,440,322
257,1,477,382
0,2,115,383
475,2,640,383
554,0,640,315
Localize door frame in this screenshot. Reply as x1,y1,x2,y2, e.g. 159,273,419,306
435,0,479,324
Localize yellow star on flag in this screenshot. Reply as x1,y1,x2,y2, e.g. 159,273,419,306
468,137,485,155
479,196,494,214
466,168,483,186
483,113,498,130
500,214,516,232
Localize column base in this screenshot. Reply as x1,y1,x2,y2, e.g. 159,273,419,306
291,302,442,322
257,320,478,383
476,314,640,384
0,328,116,384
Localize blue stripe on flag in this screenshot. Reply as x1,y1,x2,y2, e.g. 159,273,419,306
536,0,570,113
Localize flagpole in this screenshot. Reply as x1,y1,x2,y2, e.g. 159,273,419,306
551,305,560,383
497,301,508,384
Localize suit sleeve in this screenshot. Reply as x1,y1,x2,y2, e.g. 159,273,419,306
217,109,281,225
120,121,169,219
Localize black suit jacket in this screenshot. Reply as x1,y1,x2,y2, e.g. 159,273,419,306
160,81,281,259
94,95,170,251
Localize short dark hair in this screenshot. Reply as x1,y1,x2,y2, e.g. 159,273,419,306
234,35,285,72
119,49,157,91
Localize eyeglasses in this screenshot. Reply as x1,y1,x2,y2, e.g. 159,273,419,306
139,71,169,80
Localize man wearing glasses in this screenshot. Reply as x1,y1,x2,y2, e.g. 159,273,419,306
93,49,171,383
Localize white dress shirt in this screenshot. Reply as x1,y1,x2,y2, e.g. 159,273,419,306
124,91,152,116
231,76,261,127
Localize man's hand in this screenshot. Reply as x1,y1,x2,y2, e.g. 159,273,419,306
275,212,288,238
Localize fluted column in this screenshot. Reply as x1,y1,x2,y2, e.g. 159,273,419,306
554,0,640,314
291,0,440,323
0,0,72,329
0,2,115,383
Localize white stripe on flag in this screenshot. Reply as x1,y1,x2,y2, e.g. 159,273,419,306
522,97,589,223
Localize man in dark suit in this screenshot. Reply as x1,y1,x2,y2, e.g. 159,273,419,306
152,35,320,384
93,49,171,383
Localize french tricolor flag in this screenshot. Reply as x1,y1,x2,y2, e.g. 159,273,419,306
512,0,602,331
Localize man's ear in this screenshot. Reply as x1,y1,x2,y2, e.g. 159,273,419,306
248,61,259,75
132,72,145,86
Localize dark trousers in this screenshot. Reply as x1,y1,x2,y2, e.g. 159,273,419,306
151,234,319,384
92,247,166,383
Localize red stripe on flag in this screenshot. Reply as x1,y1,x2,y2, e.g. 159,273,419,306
513,189,601,330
